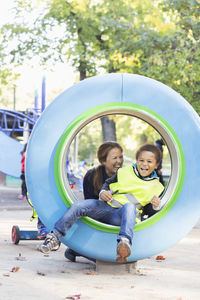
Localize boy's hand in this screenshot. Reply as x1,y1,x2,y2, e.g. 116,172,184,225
100,191,113,202
151,195,160,208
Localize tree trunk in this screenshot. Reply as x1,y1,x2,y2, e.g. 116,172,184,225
78,61,117,142
79,65,86,81
101,116,117,142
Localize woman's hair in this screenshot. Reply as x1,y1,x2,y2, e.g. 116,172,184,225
136,143,162,164
97,141,123,164
93,141,123,197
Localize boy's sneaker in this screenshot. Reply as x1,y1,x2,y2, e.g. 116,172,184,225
39,232,60,254
116,237,131,263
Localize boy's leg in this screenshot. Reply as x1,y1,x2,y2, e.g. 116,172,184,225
39,199,109,254
100,202,136,263
118,202,136,242
116,202,136,263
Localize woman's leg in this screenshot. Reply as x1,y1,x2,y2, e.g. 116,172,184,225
40,199,111,254
53,199,111,238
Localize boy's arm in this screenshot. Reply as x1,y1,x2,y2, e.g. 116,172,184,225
151,195,161,210
99,173,117,201
101,173,117,191
150,182,165,210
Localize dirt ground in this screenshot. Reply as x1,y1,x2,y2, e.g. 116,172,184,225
0,186,200,300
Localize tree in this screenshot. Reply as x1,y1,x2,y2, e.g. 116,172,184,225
0,0,132,138
0,35,18,100
158,0,200,114
1,0,199,116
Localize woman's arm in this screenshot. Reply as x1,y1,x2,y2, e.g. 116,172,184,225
83,168,97,199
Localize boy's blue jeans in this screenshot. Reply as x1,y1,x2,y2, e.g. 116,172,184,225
53,199,136,244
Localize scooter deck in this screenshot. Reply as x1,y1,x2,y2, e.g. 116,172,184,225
11,225,45,244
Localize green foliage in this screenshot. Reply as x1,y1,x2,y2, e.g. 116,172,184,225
0,30,18,96
75,115,161,164
0,0,200,115
77,118,102,162
0,62,18,99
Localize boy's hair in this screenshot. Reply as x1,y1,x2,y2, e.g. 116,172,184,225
136,143,162,164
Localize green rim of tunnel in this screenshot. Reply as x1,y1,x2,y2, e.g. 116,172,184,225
54,102,185,233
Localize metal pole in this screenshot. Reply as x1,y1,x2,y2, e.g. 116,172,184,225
41,76,46,112
74,134,79,172
13,85,16,110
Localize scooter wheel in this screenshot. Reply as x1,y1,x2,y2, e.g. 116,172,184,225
11,225,20,245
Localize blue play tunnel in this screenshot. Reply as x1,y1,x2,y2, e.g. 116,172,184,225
26,73,200,262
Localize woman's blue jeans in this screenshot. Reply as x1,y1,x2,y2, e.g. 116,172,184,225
53,199,136,244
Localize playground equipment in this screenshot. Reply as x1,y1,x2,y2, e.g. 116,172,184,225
0,131,23,178
0,109,36,137
0,109,38,178
26,73,200,262
0,76,45,178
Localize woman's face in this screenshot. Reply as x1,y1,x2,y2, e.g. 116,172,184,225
103,147,123,177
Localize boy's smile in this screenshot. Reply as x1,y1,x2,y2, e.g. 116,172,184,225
136,150,158,177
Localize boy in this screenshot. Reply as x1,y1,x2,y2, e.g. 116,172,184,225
99,143,164,262
39,144,164,263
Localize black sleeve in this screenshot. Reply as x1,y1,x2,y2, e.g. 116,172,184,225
83,169,97,199
101,173,118,191
142,203,156,218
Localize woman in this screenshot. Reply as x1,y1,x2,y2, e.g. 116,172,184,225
65,141,124,262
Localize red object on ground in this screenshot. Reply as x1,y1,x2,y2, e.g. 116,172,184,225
156,255,166,260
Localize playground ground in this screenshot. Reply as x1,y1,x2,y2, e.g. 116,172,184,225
0,185,200,300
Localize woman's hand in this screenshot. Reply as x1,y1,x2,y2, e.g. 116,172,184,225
151,195,160,209
100,190,113,202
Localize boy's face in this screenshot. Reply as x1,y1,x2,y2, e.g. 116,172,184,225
136,150,159,177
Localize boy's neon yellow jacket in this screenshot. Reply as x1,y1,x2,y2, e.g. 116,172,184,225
107,165,164,208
